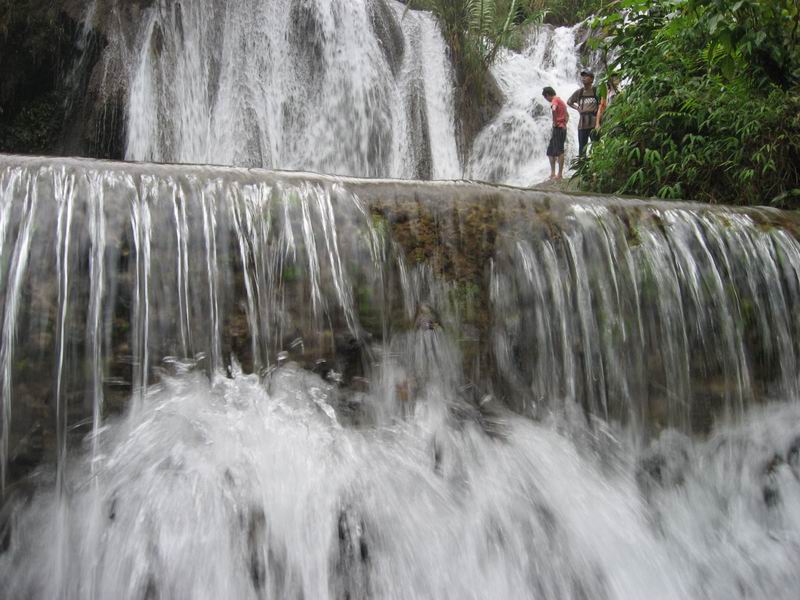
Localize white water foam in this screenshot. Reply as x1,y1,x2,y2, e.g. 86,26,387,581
2,362,799,599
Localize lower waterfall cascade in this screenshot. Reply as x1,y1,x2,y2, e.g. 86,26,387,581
1,155,800,598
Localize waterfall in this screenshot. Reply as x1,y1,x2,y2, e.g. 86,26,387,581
123,0,461,180
1,155,800,598
468,25,583,185
490,203,800,432
86,6,587,184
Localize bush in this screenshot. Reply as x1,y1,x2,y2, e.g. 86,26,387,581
586,76,800,206
581,0,800,207
533,0,606,25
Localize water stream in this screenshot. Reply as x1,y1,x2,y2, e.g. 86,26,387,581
1,156,800,598
123,0,461,180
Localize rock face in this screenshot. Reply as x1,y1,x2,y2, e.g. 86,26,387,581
0,1,88,155
368,0,406,77
452,68,506,165
0,0,152,160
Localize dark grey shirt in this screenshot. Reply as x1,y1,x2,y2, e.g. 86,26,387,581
569,87,599,130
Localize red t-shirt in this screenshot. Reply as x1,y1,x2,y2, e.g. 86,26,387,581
551,97,568,128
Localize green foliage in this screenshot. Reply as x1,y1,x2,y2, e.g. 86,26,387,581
532,0,607,25
688,0,800,88
581,0,800,207
468,0,497,37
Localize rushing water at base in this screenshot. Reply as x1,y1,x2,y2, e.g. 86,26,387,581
3,368,800,599
2,155,800,598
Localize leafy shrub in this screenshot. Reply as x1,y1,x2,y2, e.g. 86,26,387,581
581,0,800,207
528,0,607,25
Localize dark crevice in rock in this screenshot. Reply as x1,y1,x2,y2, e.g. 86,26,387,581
406,80,433,180
367,0,405,77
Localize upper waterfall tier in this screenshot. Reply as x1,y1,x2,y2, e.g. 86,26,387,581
2,153,800,489
116,0,461,179
51,2,588,183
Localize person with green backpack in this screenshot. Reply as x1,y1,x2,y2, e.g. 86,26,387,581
568,70,600,158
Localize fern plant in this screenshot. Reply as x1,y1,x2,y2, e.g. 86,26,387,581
468,0,496,38
408,0,538,93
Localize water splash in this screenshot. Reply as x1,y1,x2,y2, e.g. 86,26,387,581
2,366,800,599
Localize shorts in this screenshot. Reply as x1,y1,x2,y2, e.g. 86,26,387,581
547,126,567,157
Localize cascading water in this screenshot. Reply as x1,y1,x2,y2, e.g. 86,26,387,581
79,3,589,185
468,25,583,185
491,203,800,433
2,155,800,598
123,0,461,180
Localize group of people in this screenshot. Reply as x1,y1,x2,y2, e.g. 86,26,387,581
542,70,617,181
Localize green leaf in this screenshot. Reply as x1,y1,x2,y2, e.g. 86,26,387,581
708,14,724,35
720,55,736,79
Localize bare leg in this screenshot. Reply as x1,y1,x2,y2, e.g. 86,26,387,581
548,156,556,179
556,154,565,179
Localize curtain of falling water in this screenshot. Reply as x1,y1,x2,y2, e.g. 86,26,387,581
122,0,461,179
490,203,800,435
0,158,389,496
54,170,76,495
2,156,800,482
1,156,800,598
0,171,40,495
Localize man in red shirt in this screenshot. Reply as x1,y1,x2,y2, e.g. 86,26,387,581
542,86,568,180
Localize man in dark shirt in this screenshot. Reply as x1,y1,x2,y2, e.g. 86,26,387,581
568,70,599,158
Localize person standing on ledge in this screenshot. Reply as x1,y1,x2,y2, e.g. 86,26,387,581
568,70,599,158
542,86,568,180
